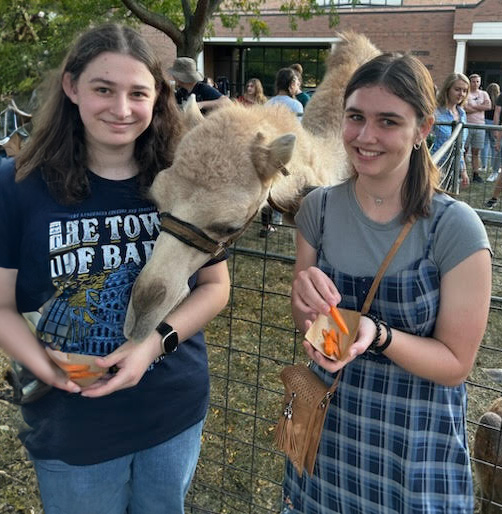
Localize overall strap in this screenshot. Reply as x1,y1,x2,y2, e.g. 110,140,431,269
320,188,329,240
316,188,329,262
360,217,416,315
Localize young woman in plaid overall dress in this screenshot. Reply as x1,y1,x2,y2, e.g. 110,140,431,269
283,54,492,513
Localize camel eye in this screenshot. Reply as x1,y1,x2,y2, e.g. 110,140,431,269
207,223,241,236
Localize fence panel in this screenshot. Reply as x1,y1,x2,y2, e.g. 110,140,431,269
187,207,502,513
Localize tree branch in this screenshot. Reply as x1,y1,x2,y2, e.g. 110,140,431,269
190,0,223,38
181,0,192,23
120,0,183,47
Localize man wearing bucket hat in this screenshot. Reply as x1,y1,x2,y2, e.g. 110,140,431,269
169,57,230,113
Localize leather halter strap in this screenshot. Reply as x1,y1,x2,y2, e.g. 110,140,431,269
267,191,288,215
159,210,258,258
265,162,291,214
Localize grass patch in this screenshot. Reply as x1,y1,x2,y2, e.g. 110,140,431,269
1,199,502,512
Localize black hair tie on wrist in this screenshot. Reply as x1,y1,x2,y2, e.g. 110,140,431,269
364,313,382,353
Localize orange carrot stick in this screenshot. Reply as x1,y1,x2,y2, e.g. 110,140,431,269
332,340,341,359
322,329,339,357
329,305,349,335
59,363,90,372
324,337,335,357
68,370,103,379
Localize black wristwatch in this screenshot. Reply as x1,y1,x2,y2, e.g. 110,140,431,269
155,321,179,355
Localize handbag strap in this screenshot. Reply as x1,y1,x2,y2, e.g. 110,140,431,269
327,368,343,394
360,216,416,315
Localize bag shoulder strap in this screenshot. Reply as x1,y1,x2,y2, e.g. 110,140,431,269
360,217,416,315
327,368,342,394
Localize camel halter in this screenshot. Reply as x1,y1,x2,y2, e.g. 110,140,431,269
266,162,291,214
159,210,258,258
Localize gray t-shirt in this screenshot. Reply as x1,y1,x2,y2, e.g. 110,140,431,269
295,180,490,278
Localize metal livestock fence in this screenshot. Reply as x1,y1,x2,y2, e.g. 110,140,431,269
185,122,502,513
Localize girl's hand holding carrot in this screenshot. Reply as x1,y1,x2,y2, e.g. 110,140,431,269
303,315,380,373
291,265,341,328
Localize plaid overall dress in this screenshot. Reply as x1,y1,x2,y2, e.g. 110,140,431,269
283,193,473,513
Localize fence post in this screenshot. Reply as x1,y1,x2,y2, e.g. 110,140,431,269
453,122,463,194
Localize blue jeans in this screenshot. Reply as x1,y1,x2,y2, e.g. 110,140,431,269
32,419,204,514
482,119,496,169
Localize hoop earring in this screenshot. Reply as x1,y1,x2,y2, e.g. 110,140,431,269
413,141,422,150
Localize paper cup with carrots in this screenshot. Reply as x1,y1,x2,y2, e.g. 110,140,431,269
46,348,109,387
305,306,361,361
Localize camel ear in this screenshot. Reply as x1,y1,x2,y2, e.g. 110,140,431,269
183,94,204,130
251,132,296,182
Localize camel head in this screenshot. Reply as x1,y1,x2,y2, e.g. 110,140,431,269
125,32,382,341
124,101,296,341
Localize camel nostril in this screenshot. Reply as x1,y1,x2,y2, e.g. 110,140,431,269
132,281,167,315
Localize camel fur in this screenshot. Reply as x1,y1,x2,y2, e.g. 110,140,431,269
124,31,380,341
474,397,502,513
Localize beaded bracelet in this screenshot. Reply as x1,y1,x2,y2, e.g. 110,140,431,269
363,313,381,352
372,321,392,354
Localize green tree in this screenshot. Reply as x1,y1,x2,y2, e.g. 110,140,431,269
0,0,354,99
0,0,130,99
123,0,347,58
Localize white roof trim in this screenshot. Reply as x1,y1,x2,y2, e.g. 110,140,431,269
454,33,502,42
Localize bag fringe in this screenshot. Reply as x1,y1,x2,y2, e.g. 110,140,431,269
275,393,297,456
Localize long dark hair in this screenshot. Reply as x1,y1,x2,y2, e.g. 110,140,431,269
16,23,183,204
343,53,439,221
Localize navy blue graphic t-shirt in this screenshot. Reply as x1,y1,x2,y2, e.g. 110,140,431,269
0,158,217,464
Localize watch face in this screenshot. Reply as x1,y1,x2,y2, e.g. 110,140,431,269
162,332,178,354
156,322,178,354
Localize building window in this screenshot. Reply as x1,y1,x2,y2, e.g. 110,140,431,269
245,46,332,96
214,44,330,96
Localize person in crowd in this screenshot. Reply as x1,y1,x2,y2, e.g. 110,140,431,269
259,205,283,238
236,78,267,106
483,88,502,208
261,67,304,235
283,53,491,513
289,63,310,108
483,83,501,182
496,88,502,149
0,23,230,514
265,67,303,116
432,72,470,186
169,57,230,113
464,73,492,183
203,76,217,89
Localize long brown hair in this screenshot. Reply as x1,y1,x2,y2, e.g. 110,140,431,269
343,53,439,221
16,23,183,204
246,78,267,104
486,82,501,109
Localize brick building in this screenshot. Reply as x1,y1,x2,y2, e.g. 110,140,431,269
144,0,502,97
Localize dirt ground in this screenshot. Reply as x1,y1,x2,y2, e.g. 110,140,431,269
1,179,502,513
0,350,42,513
